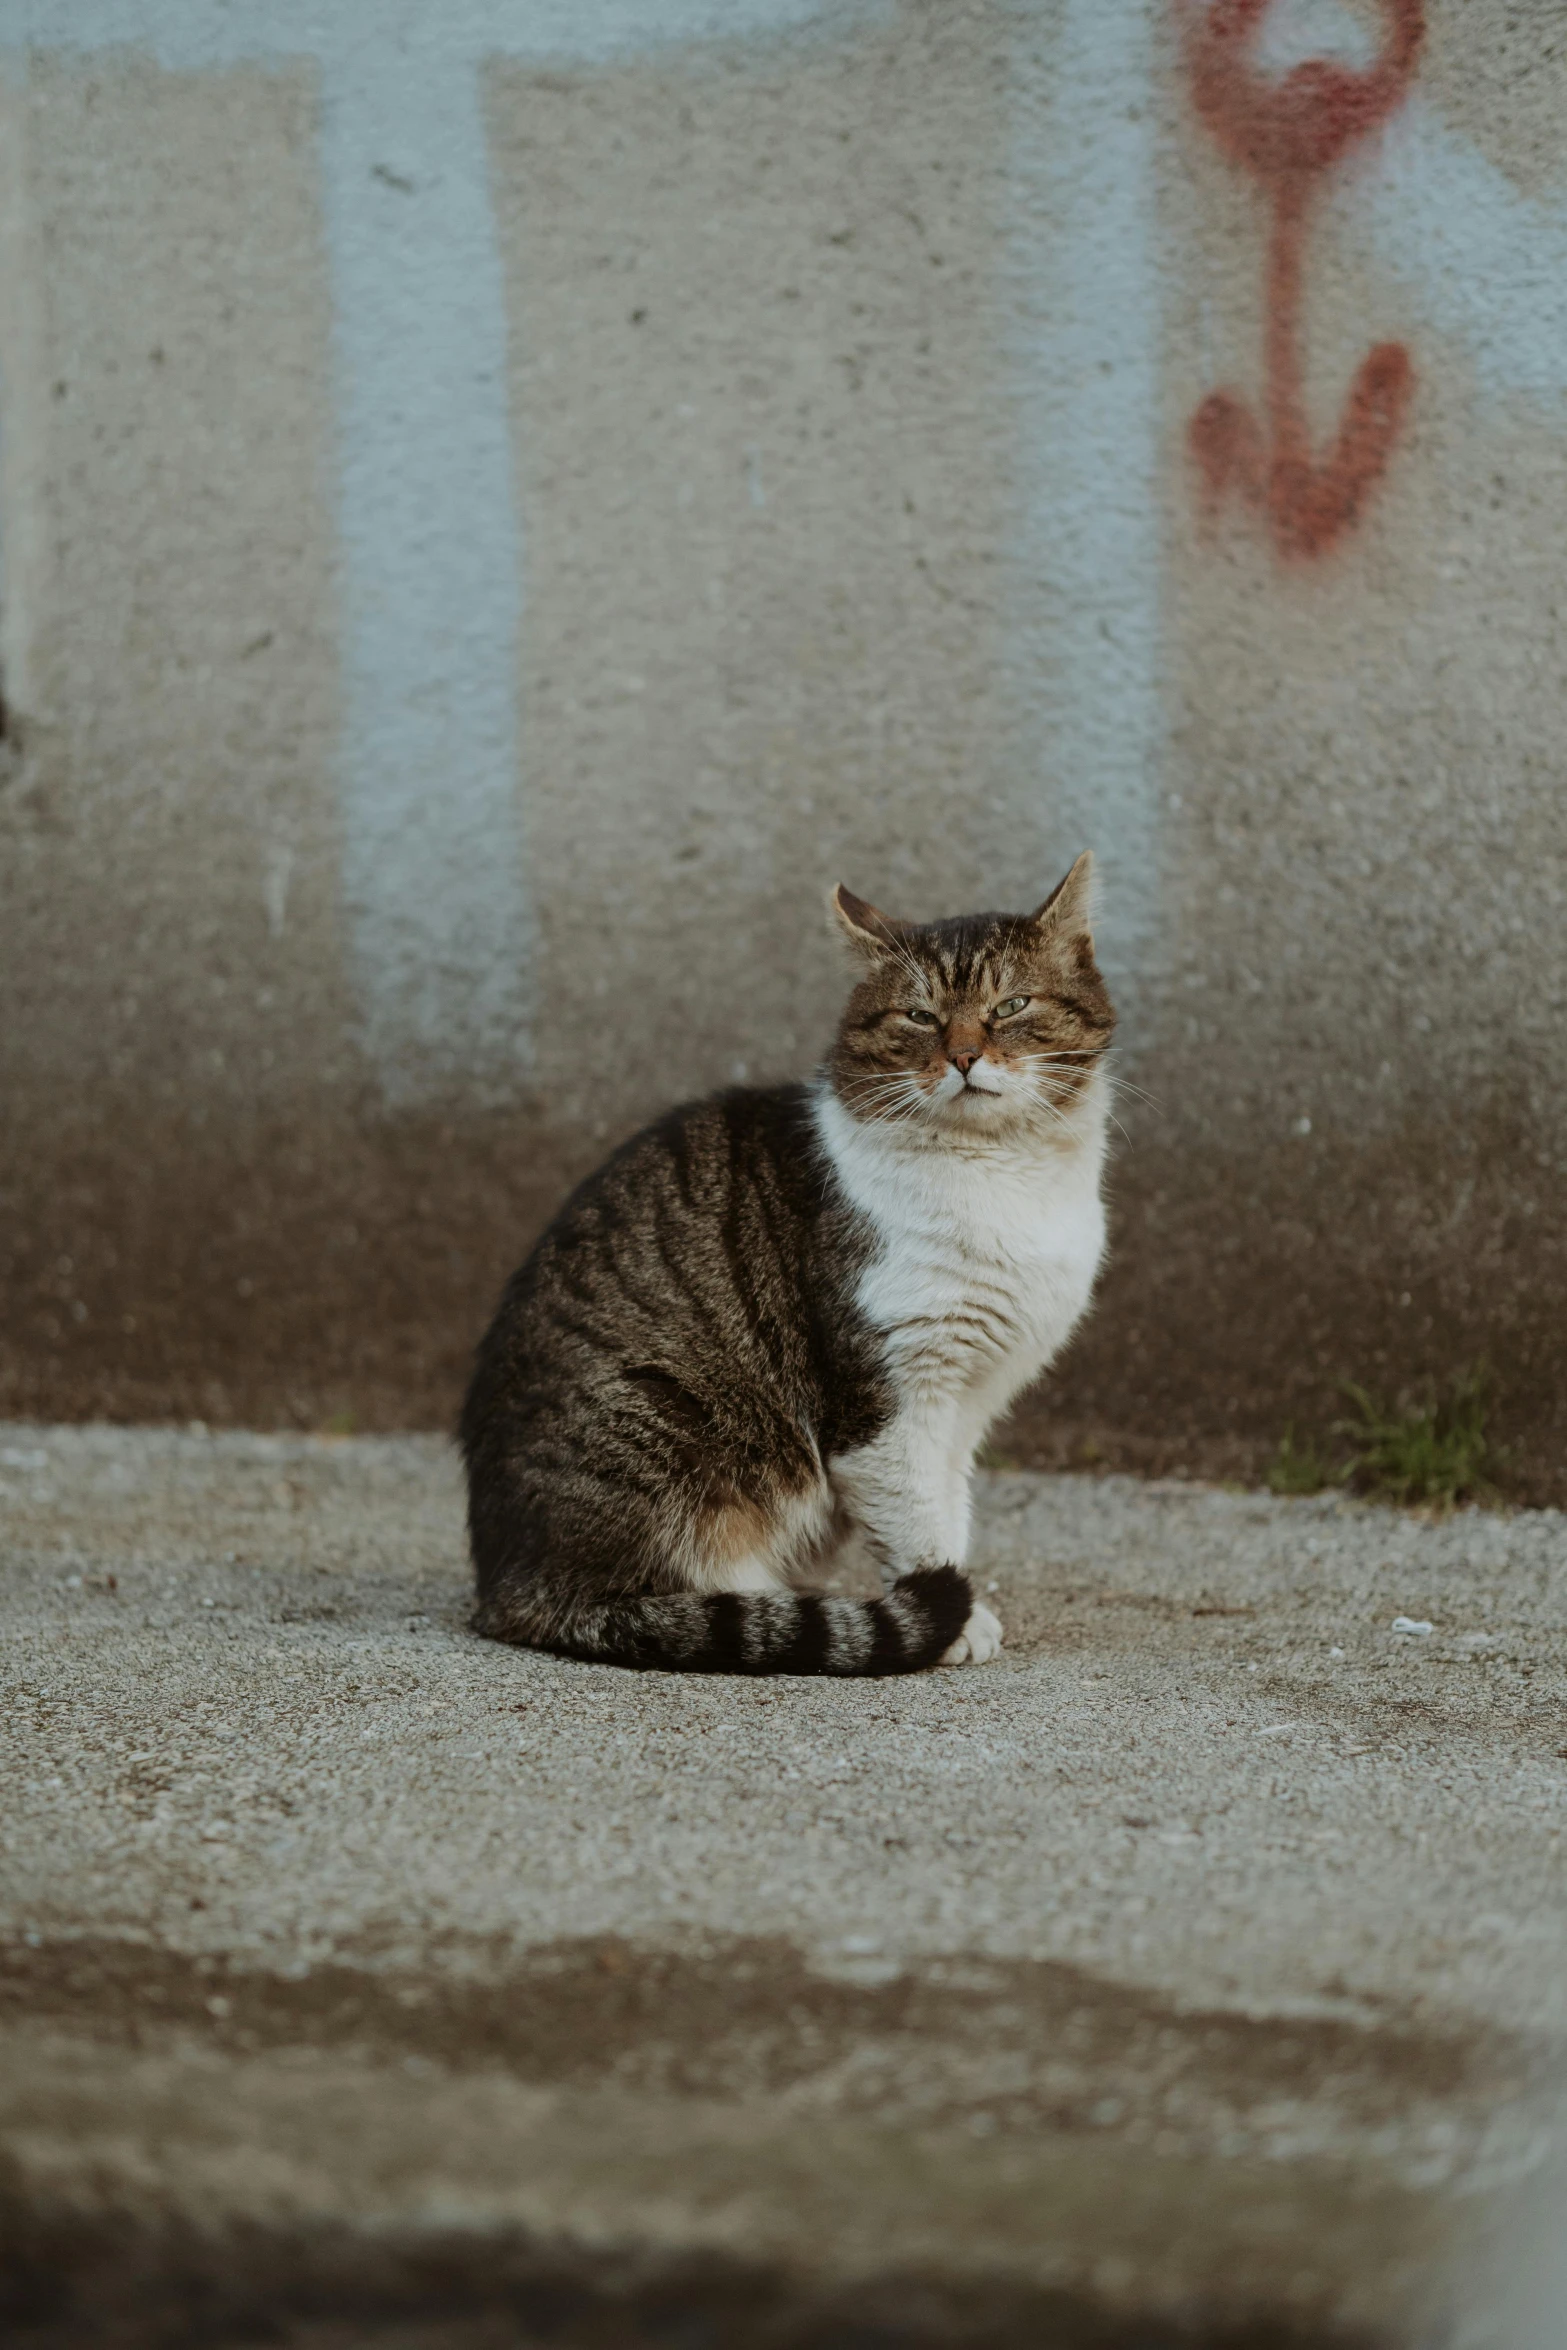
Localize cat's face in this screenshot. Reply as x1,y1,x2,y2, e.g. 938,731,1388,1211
828,854,1115,1140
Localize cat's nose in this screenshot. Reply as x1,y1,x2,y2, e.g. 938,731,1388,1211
949,1048,983,1077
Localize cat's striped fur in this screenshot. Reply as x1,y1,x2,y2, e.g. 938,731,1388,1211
461,856,1115,1675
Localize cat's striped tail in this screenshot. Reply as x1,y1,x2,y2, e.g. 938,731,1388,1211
472,1567,974,1677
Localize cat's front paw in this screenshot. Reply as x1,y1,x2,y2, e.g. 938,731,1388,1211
938,1599,1003,1667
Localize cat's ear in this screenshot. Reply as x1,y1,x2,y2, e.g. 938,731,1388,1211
832,884,908,960
1030,852,1097,944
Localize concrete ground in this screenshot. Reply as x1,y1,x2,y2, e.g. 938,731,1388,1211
2,1425,1565,2348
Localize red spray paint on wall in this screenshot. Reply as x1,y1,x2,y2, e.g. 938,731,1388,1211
1184,0,1424,560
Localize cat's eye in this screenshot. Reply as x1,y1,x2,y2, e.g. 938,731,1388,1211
902,1007,940,1028
994,995,1031,1019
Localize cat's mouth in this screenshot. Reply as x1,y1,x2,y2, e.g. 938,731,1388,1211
923,1064,1013,1122
942,1077,1009,1112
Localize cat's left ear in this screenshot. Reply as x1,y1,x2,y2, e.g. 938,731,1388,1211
832,884,909,961
1030,851,1097,945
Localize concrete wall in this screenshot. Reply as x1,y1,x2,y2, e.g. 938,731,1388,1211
1,0,1564,1491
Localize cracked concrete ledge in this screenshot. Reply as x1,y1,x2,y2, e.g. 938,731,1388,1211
2,1426,1565,2345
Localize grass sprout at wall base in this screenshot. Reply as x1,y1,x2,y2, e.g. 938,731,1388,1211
1268,1369,1499,1511
1266,1427,1345,1498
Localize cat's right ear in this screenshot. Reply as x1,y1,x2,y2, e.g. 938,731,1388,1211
1030,852,1097,944
831,884,905,961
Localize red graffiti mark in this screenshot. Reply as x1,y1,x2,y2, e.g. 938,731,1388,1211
1183,0,1424,560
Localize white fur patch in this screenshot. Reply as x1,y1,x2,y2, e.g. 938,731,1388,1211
939,1600,1005,1668
696,1555,788,1596
814,1073,1110,1581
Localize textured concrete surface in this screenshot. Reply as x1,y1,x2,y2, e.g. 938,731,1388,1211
3,1425,1565,2344
0,0,1565,1487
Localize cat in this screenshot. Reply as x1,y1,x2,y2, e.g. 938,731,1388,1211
460,854,1115,1676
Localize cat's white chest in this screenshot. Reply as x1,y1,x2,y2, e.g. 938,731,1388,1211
813,1090,1108,1406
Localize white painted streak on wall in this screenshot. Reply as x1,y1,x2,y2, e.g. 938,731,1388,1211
1340,97,1567,412
0,59,50,719
0,1,877,78
1003,0,1165,1012
320,34,533,1104
0,0,887,1100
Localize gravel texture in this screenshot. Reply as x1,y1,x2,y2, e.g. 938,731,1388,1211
2,1424,1565,2346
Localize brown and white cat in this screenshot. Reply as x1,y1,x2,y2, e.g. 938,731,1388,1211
461,855,1115,1675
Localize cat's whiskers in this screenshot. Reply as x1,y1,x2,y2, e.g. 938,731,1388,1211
1010,1059,1098,1140
843,1070,940,1129
1026,1048,1154,1132
1027,1057,1136,1146
844,1070,927,1104
1025,1092,1078,1139
1106,1073,1160,1114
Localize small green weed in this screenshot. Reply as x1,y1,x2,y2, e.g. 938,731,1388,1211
1266,1425,1343,1498
321,1408,358,1439
1334,1368,1496,1512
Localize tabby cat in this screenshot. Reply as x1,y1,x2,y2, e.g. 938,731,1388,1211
461,855,1115,1675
